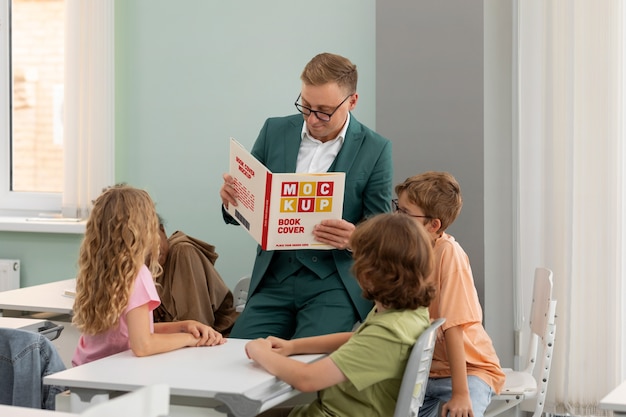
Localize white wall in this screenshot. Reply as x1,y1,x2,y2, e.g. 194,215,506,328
376,0,516,367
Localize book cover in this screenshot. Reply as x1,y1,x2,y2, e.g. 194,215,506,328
227,137,345,250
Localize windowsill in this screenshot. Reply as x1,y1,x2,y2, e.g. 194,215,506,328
0,216,86,234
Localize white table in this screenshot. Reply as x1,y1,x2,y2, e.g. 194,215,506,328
0,317,47,329
0,279,78,368
0,317,64,340
0,404,76,417
600,380,626,416
0,278,75,316
45,338,322,417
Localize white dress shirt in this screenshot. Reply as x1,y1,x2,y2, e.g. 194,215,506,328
296,113,350,173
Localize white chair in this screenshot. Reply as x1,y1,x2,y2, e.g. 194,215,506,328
79,384,169,417
394,318,446,417
233,276,251,313
485,267,557,417
0,328,67,410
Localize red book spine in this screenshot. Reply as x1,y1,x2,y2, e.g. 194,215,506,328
261,171,272,250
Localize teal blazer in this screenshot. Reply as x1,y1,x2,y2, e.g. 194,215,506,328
223,114,393,320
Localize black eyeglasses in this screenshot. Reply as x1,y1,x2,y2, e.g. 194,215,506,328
392,199,432,219
294,93,353,122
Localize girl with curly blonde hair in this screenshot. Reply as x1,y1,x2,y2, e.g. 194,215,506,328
72,184,225,366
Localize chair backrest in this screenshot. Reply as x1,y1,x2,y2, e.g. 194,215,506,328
522,267,556,373
484,267,557,417
0,328,66,410
393,318,446,417
80,384,170,417
524,267,557,417
233,276,251,313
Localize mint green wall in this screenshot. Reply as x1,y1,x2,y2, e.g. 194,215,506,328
0,1,376,290
0,232,82,287
114,1,376,290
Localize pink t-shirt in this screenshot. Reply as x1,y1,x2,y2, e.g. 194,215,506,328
428,233,505,394
72,265,160,366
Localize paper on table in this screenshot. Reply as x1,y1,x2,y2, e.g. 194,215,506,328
26,217,82,222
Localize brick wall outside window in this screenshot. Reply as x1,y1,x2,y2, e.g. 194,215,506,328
11,0,64,193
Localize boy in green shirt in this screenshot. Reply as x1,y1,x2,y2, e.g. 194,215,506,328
246,213,436,417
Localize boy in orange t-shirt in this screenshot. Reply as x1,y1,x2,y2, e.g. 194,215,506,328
394,171,505,417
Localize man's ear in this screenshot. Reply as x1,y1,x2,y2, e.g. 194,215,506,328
349,93,359,111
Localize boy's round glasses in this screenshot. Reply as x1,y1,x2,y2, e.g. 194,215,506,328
294,93,353,122
392,199,432,219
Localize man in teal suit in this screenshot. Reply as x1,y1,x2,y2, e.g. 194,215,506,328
220,53,393,339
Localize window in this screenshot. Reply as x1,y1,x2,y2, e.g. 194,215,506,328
0,0,114,220
1,0,63,213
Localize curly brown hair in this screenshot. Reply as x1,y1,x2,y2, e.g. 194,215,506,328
300,52,357,94
350,213,435,310
72,184,162,335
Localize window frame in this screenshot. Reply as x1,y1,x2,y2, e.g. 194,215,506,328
0,0,114,226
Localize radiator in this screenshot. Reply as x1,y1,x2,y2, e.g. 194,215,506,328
0,259,20,291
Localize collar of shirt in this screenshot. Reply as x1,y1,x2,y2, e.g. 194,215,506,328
296,113,350,173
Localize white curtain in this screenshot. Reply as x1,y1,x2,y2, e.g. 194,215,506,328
62,0,114,219
517,0,625,415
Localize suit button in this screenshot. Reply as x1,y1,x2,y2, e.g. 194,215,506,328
312,256,318,262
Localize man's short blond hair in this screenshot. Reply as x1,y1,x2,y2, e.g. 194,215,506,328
301,52,357,94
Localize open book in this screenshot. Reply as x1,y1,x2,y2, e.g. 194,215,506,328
227,138,345,250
